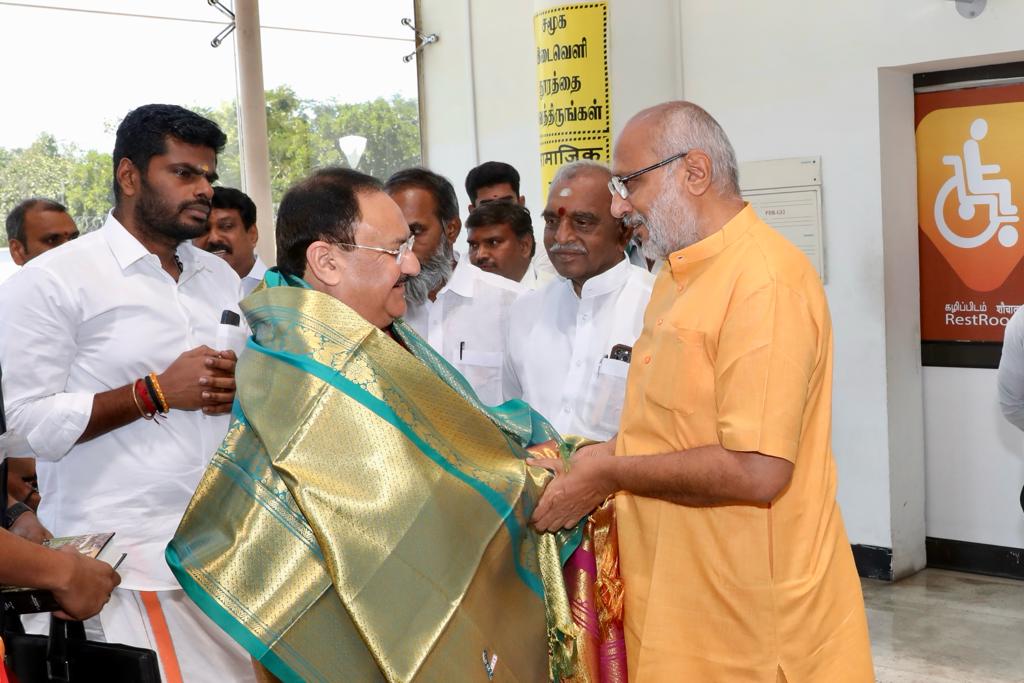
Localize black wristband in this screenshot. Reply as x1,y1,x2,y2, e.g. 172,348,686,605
3,500,32,529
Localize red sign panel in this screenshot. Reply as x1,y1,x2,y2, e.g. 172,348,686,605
917,83,1024,342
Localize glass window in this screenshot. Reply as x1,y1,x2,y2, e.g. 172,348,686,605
0,1,239,246
0,1,423,275
256,1,422,206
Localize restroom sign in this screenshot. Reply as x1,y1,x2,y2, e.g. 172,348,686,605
916,83,1024,343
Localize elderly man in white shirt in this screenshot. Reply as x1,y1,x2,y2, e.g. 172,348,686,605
193,185,267,296
386,167,524,405
0,105,254,682
504,161,654,441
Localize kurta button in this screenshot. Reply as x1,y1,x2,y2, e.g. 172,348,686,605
657,318,664,326
676,284,684,292
643,355,651,364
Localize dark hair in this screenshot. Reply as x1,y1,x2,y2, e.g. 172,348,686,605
465,201,535,257
464,161,521,204
212,186,257,229
384,167,460,226
5,198,68,244
112,104,227,201
276,166,384,278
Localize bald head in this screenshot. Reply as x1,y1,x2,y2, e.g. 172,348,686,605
610,101,746,261
550,159,611,188
625,101,740,197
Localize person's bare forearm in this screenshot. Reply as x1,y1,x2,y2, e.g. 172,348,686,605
610,444,793,506
0,529,71,590
78,385,140,444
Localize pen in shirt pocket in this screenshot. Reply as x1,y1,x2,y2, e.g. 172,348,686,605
459,341,465,360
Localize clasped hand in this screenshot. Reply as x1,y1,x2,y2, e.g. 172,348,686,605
528,439,617,533
158,346,238,415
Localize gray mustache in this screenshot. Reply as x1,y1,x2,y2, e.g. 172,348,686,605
549,243,588,255
623,213,648,229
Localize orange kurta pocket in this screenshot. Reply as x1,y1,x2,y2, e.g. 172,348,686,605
643,327,713,417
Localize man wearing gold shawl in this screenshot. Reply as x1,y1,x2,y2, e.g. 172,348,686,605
167,168,622,682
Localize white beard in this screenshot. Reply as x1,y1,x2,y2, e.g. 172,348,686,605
640,179,702,261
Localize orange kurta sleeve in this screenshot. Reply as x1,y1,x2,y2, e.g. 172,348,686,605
715,282,820,462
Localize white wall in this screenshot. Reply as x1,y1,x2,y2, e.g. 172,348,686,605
676,0,1024,570
418,0,1024,569
418,0,681,227
924,367,1024,547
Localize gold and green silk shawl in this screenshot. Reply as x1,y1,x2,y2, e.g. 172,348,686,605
166,271,583,683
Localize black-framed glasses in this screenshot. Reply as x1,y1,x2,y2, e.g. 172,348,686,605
333,234,416,264
608,151,688,200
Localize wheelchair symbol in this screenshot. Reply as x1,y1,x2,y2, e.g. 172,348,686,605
934,118,1019,249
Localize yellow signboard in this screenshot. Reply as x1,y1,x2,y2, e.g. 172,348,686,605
534,2,610,200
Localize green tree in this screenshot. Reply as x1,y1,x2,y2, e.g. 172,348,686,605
206,87,421,205
310,94,422,180
0,135,112,244
63,149,115,232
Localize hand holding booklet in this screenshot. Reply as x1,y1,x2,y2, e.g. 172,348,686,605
0,532,125,614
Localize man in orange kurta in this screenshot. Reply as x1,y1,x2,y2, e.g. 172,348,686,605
530,102,874,682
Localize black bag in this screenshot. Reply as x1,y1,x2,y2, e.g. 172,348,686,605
3,616,161,682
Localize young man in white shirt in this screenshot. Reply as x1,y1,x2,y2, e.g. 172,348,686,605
464,160,556,289
386,168,524,405
0,104,254,682
504,161,654,440
193,186,267,297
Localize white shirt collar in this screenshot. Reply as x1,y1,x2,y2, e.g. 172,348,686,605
439,259,480,298
101,212,150,271
101,211,205,281
245,254,268,282
561,256,631,299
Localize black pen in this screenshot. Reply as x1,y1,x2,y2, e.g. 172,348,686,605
460,341,465,360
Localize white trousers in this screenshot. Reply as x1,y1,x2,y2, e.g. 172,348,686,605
25,587,256,683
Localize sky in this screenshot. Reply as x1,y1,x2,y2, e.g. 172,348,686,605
0,1,419,152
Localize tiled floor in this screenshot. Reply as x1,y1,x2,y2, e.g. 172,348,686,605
863,569,1024,682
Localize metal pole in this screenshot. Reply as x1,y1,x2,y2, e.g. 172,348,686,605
233,0,275,265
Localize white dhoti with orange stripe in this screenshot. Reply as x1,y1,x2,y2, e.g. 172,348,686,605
24,588,255,683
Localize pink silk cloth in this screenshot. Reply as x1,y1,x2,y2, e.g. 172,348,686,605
563,498,627,683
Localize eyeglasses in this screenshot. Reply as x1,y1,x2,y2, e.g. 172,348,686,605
333,234,416,264
608,151,688,200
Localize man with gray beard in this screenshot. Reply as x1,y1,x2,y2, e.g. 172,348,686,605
529,102,873,681
385,168,523,405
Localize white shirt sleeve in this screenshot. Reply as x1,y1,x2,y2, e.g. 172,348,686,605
502,304,524,401
998,307,1024,432
0,268,93,461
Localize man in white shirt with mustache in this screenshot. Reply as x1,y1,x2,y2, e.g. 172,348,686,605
193,186,267,297
504,161,654,440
